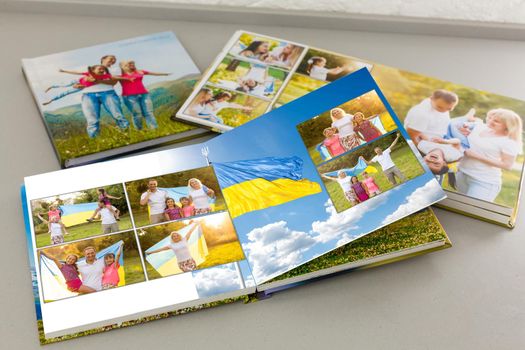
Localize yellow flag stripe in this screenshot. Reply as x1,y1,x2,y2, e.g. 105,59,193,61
61,211,94,227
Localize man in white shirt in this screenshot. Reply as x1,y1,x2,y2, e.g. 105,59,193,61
362,133,407,185
94,200,120,233
404,90,458,146
78,246,105,291
140,179,168,224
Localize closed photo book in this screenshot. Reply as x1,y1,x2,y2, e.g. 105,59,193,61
22,32,210,168
22,70,450,344
176,30,525,227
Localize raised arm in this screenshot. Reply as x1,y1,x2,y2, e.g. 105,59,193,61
106,194,122,200
37,213,48,224
115,244,123,265
146,246,170,255
328,66,344,75
59,69,84,75
185,222,199,241
387,133,401,151
40,251,63,269
359,155,372,165
144,71,170,76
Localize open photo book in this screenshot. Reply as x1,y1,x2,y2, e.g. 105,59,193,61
22,69,450,344
22,32,210,168
176,30,525,227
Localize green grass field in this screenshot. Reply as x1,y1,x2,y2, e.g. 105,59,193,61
35,215,133,248
320,146,425,213
267,208,448,282
123,255,147,285
276,73,327,105
145,241,245,280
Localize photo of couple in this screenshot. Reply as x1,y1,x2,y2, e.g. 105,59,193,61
138,212,245,280
23,32,201,164
297,90,398,165
318,132,425,213
125,166,226,228
405,89,523,204
38,231,145,302
31,184,132,248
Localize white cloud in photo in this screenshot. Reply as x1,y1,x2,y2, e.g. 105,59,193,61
192,264,244,298
382,179,443,225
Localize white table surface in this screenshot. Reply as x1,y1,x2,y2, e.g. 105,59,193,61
1,10,524,350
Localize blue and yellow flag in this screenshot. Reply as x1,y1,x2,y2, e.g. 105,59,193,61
59,202,98,227
214,156,322,218
323,158,377,178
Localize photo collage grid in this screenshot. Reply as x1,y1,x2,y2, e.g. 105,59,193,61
31,165,245,302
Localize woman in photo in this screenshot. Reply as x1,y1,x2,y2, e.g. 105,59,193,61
188,178,215,215
321,171,358,206
306,56,344,81
119,60,170,130
239,40,270,60
146,222,199,272
330,108,361,151
455,108,523,202
185,88,214,118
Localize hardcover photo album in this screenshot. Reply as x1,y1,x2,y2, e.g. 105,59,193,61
22,32,210,168
23,69,450,344
177,30,525,227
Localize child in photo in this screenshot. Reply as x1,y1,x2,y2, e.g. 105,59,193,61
267,44,301,68
87,188,122,222
37,213,68,245
321,171,358,206
201,91,253,124
353,112,383,142
238,40,270,60
40,251,96,294
361,171,381,197
180,197,195,218
164,197,183,221
306,56,344,81
322,127,345,157
350,176,370,203
44,204,66,234
101,244,123,290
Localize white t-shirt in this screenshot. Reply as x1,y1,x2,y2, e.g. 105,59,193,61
418,140,463,162
404,98,450,140
141,190,168,215
81,66,118,94
459,124,520,185
49,222,63,237
332,114,355,137
169,238,192,262
99,206,117,225
78,259,105,291
336,176,352,192
309,65,330,81
371,148,395,171
190,187,211,209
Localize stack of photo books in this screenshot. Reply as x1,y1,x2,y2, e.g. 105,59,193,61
21,31,524,344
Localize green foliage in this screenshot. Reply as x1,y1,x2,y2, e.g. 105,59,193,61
43,75,200,165
267,209,447,282
318,135,425,212
238,33,281,51
276,73,327,105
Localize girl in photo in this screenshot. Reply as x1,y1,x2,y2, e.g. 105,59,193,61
40,251,96,294
119,60,170,130
146,222,199,272
306,56,344,81
101,245,122,290
87,188,121,222
41,204,66,234
331,108,361,151
36,213,68,245
199,91,253,124
267,44,301,67
321,171,358,206
456,109,523,202
164,197,183,221
322,127,345,157
350,176,370,203
188,178,215,215
180,197,195,218
353,112,383,142
239,40,270,60
186,88,214,118
361,171,381,197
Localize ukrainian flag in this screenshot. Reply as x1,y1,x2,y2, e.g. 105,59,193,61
213,156,322,218
145,222,208,276
323,158,377,178
59,202,98,227
39,241,125,302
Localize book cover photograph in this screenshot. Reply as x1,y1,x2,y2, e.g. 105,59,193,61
22,32,208,168
177,30,525,227
23,70,449,343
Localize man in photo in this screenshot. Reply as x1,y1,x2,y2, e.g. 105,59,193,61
404,89,458,146
361,133,407,185
77,246,105,292
93,200,120,234
140,179,168,224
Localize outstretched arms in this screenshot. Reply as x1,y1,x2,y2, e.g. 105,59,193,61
321,174,338,181
40,251,63,269
146,246,170,255
185,221,199,241
387,133,401,151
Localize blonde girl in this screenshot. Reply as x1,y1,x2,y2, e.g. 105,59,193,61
306,56,344,81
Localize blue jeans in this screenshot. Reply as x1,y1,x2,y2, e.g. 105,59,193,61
50,87,81,102
122,94,158,130
81,90,129,138
456,171,501,202
446,116,474,149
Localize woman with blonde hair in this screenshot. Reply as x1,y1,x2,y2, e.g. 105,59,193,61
456,108,523,202
330,107,361,151
187,178,215,215
119,60,170,130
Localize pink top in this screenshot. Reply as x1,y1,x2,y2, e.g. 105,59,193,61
323,135,345,156
362,177,380,192
48,209,61,221
165,207,182,220
120,70,150,96
60,264,80,282
102,262,120,286
181,205,195,218
79,72,111,88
